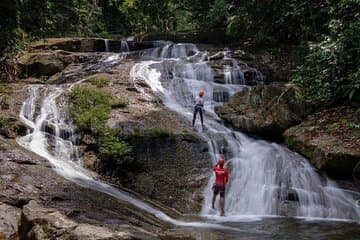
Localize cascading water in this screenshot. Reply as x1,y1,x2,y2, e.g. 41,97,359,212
131,42,360,221
121,40,130,52
104,39,109,52
103,39,129,53
16,84,237,231
222,49,246,85
14,40,360,238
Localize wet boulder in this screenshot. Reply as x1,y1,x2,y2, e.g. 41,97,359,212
215,82,310,140
284,106,360,180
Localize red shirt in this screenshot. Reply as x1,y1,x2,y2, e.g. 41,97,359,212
213,165,229,186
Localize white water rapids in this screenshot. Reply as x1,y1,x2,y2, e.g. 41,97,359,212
16,41,359,233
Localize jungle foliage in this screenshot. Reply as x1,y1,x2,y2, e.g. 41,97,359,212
1,0,359,104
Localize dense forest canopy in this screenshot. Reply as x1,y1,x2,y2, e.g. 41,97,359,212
0,0,359,104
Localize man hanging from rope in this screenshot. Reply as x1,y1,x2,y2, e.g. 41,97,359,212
212,156,229,216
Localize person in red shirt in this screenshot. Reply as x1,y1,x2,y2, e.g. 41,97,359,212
212,157,229,216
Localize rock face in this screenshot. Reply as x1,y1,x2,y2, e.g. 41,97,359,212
17,50,90,78
0,203,21,240
284,106,360,180
93,132,211,213
215,82,309,140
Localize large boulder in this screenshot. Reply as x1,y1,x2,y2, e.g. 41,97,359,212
17,51,80,78
215,82,310,140
284,106,360,180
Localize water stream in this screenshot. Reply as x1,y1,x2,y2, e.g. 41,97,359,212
16,84,238,232
15,41,360,237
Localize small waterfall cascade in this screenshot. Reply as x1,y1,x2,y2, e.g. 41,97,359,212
144,41,200,59
103,39,129,53
104,39,109,52
121,40,130,52
131,42,360,220
222,49,246,85
16,84,233,230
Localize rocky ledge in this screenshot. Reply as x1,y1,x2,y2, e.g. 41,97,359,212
215,82,309,140
284,106,360,180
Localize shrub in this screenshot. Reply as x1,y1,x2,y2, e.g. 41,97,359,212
291,41,337,105
87,75,110,88
68,86,112,131
98,129,133,162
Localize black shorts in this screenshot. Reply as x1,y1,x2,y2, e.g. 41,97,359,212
213,185,225,197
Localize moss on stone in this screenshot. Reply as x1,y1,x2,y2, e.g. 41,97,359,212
132,127,174,139
111,98,129,108
87,74,110,88
284,135,296,148
68,86,133,164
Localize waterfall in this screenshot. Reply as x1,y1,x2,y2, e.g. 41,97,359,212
104,39,129,53
130,42,360,221
121,40,130,52
15,40,360,230
104,39,109,52
144,42,200,59
16,84,235,231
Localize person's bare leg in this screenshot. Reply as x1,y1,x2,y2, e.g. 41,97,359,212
212,193,216,209
220,196,225,215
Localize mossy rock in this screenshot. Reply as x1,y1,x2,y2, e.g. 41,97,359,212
216,82,310,140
